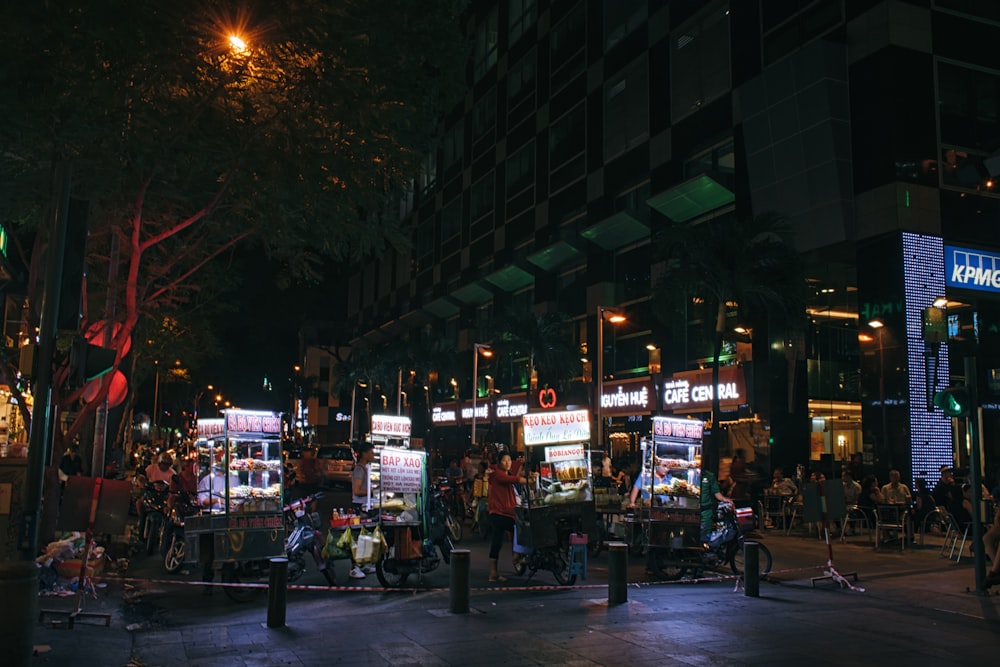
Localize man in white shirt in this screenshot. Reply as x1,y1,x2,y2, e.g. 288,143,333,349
197,465,241,512
880,469,912,505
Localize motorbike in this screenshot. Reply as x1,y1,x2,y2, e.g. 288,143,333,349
375,485,456,587
648,502,773,580
284,493,336,586
220,493,335,602
139,480,170,555
510,516,582,586
432,478,464,543
161,490,200,573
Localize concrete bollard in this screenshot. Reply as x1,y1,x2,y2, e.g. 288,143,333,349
607,542,628,604
743,542,759,597
449,549,471,613
0,561,38,667
267,557,289,627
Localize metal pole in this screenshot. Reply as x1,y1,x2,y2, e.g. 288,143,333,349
879,330,888,454
965,356,987,593
597,307,604,453
471,349,479,450
348,383,357,442
266,557,288,627
607,541,627,604
744,542,760,597
449,548,470,613
152,364,160,445
396,367,402,416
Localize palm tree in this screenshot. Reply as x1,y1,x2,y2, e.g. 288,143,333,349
490,309,580,401
652,211,806,475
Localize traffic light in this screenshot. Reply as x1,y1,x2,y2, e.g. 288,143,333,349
68,336,117,387
933,385,971,417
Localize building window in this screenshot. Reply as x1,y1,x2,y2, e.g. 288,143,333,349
604,58,649,160
415,219,434,268
470,172,495,239
473,89,497,141
549,102,586,191
551,2,585,85
419,149,438,195
685,139,735,191
506,141,535,198
443,120,464,181
508,49,537,107
440,197,462,256
397,178,415,220
508,0,537,46
474,6,499,82
671,2,731,122
605,0,645,50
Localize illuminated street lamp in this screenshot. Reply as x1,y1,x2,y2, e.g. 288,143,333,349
472,343,493,450
596,306,626,453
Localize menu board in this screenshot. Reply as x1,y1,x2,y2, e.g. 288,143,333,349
522,409,590,445
379,447,425,494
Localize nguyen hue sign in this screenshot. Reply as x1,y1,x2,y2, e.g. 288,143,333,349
945,245,1000,293
522,409,590,445
599,377,654,415
662,366,746,412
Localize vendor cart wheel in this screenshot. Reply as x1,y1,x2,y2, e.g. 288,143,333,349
446,514,463,543
162,535,185,574
375,555,410,588
511,554,527,576
221,562,260,603
145,514,163,555
552,549,577,586
650,550,690,581
729,541,772,578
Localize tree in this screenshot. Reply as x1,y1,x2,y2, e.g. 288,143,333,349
491,310,580,400
652,211,806,474
0,2,468,455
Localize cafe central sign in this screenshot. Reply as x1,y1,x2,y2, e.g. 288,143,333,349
663,366,746,413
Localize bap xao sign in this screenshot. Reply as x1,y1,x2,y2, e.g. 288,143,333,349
945,245,1000,294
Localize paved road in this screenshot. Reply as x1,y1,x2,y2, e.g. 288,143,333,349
30,515,1000,666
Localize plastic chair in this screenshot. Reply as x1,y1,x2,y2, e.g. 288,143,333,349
942,514,971,562
839,505,872,543
874,504,908,551
919,507,951,546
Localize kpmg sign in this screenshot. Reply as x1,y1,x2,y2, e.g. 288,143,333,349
945,245,1000,293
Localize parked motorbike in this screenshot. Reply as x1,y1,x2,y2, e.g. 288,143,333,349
648,502,773,580
284,493,336,585
220,493,335,602
510,517,582,586
375,486,456,587
432,478,464,543
139,480,170,555
161,490,200,573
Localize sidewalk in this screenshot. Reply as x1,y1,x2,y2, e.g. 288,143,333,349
30,530,1000,667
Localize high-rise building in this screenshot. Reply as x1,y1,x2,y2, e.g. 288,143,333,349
315,1,1000,484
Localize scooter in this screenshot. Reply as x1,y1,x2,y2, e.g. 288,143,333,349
648,502,773,580
139,480,170,555
375,487,455,587
161,491,200,574
284,493,336,585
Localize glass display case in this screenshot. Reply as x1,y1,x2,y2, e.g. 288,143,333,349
646,416,704,511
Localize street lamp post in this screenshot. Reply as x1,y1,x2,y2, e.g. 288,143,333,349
472,344,493,451
596,306,626,454
869,319,888,453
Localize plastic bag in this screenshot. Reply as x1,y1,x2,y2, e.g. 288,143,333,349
369,525,386,561
323,530,352,560
351,526,369,562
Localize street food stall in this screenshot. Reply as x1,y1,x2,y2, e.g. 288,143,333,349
517,409,595,553
640,416,704,560
364,415,412,509
184,409,285,576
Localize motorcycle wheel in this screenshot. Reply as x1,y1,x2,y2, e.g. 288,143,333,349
552,548,577,586
163,535,185,574
222,562,261,603
447,514,463,543
375,553,409,588
287,554,306,583
649,549,690,581
145,515,162,555
511,553,527,576
730,541,773,578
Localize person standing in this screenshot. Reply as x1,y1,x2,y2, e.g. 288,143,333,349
728,448,751,507
349,442,377,579
59,445,84,483
700,469,732,540
485,452,527,583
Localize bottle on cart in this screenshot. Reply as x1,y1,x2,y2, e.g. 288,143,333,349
332,508,340,520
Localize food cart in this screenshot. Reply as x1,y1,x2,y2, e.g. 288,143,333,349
513,409,595,582
364,415,412,509
184,409,285,597
639,416,704,571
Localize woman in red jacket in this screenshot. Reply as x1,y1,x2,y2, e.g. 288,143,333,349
485,452,527,583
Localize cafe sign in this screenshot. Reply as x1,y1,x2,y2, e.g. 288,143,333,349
431,405,458,425
599,377,654,415
522,409,591,445
663,366,746,412
495,397,528,422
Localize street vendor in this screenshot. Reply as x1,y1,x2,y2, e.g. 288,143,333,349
700,469,732,539
628,459,668,507
197,464,240,512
